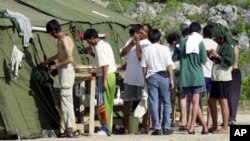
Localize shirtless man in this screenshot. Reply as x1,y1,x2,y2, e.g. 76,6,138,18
43,19,77,138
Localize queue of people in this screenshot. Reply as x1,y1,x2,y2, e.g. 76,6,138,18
43,19,241,137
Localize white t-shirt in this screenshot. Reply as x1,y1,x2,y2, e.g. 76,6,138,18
212,64,232,81
141,43,173,78
202,38,218,78
123,38,151,86
169,44,180,70
94,40,117,76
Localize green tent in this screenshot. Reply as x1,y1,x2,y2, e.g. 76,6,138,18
0,0,136,139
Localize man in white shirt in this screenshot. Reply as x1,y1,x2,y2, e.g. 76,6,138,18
141,28,174,135
84,28,117,136
120,24,151,134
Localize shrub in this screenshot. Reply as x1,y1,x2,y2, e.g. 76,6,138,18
240,76,250,100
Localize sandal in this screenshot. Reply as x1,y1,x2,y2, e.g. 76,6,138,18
135,127,148,135
179,126,188,131
66,128,79,138
201,130,208,135
188,130,195,134
58,132,67,138
229,121,236,125
208,127,217,133
113,128,129,135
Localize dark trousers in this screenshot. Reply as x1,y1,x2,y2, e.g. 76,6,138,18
228,68,241,122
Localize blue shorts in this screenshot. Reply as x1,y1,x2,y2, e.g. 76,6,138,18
205,77,212,93
182,85,206,95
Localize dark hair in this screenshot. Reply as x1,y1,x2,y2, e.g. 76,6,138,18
203,24,214,38
182,27,190,37
46,19,61,33
84,28,99,39
148,28,161,43
142,23,152,33
166,33,180,44
129,24,141,36
189,22,201,33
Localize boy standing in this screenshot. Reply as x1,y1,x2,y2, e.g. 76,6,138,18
141,29,174,135
84,28,117,136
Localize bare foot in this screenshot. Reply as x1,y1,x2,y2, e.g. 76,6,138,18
213,128,228,134
177,121,186,127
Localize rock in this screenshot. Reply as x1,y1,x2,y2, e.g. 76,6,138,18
134,2,163,18
180,20,191,31
242,9,250,27
207,16,229,28
90,0,109,8
181,3,204,16
238,32,250,50
209,5,238,32
162,13,188,31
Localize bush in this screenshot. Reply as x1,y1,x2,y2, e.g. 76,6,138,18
240,76,250,100
186,14,208,24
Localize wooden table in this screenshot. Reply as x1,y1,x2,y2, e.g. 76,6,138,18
75,73,95,135
74,65,125,135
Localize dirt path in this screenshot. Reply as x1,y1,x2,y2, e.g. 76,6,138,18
31,114,250,141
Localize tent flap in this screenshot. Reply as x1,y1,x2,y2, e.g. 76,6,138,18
0,0,136,139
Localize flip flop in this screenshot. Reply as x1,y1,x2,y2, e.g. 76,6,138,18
208,127,217,133
179,126,188,131
201,130,209,135
188,130,195,134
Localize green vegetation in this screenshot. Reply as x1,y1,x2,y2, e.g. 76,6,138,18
246,27,250,39
179,0,250,8
239,49,250,100
215,0,250,8
105,0,250,8
238,17,246,33
104,0,140,14
239,49,250,73
186,14,208,25
240,76,250,100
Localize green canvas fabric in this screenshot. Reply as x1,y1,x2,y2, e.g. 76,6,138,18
0,0,65,26
0,27,61,139
17,0,135,26
0,0,136,139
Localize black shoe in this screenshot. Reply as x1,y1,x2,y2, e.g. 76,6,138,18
151,129,161,135
163,129,173,135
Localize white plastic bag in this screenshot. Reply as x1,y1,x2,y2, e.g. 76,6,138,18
134,86,148,118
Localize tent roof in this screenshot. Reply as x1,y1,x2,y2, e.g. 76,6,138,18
0,0,65,26
0,0,136,27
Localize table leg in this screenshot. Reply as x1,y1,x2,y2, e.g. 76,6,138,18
89,78,95,135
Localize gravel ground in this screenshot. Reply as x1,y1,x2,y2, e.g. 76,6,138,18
30,113,250,141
